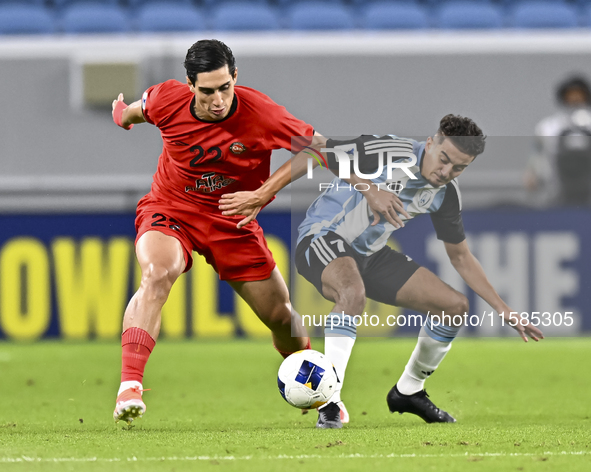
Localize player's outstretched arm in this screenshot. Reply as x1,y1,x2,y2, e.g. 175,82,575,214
444,239,544,342
336,171,410,229
219,132,325,228
112,93,146,130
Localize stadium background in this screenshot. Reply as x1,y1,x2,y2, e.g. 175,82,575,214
1,2,591,342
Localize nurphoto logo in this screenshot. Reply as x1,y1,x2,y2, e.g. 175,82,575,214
306,144,418,181
305,141,418,192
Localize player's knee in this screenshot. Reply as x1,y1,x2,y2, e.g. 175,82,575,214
142,265,177,301
335,285,366,317
448,293,469,323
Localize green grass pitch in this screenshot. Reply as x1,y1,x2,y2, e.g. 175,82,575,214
0,337,590,471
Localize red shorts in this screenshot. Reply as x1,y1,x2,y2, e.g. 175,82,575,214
135,193,276,281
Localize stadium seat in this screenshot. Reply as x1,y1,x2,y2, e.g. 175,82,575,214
128,0,194,9
211,3,280,31
439,0,515,11
510,1,579,28
353,0,419,4
582,4,591,26
276,0,342,6
202,0,269,7
136,3,205,32
288,2,355,30
499,0,568,5
61,4,129,34
0,4,55,35
53,0,120,10
436,1,504,29
363,2,429,30
0,0,45,5
423,0,494,5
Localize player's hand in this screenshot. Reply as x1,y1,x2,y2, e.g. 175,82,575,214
219,191,265,228
363,188,410,229
112,93,124,112
502,311,544,342
112,93,133,130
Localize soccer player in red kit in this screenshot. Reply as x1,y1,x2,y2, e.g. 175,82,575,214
111,39,321,424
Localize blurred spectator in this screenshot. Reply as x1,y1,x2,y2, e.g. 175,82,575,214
525,75,591,206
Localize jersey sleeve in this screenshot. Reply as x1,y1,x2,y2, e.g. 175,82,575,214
325,136,353,171
262,100,314,153
430,181,466,244
140,80,178,127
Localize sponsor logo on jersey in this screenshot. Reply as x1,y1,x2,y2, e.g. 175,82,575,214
229,142,246,155
185,172,235,193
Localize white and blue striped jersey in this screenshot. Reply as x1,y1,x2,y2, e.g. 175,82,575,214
297,135,465,256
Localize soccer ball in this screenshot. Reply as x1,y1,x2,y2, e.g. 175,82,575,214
277,350,338,409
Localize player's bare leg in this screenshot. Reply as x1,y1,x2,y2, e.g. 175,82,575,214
114,231,186,424
229,267,309,355
321,256,366,317
387,267,467,423
294,256,363,428
315,256,367,426
394,267,469,323
123,231,186,338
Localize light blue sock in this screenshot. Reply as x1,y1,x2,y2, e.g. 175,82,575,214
325,311,357,339
397,320,462,395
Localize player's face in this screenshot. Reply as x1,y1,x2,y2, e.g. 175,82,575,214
421,136,475,187
187,66,237,121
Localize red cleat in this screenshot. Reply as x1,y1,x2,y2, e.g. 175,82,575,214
113,386,147,425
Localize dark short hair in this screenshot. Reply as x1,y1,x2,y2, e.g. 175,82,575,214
556,75,591,105
184,39,236,85
437,114,486,157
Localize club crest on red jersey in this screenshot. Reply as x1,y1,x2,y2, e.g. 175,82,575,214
229,142,246,155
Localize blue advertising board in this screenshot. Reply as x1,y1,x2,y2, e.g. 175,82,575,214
0,209,588,340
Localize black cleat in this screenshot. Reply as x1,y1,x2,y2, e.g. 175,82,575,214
316,402,343,429
386,384,456,423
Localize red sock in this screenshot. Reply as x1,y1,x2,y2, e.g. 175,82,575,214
274,338,312,359
121,327,156,383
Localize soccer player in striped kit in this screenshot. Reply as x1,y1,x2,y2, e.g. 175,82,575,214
293,115,544,428
225,114,544,428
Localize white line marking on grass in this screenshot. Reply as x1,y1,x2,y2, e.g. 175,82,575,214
1,451,589,463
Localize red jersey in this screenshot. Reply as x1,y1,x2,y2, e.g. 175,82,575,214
141,80,314,206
